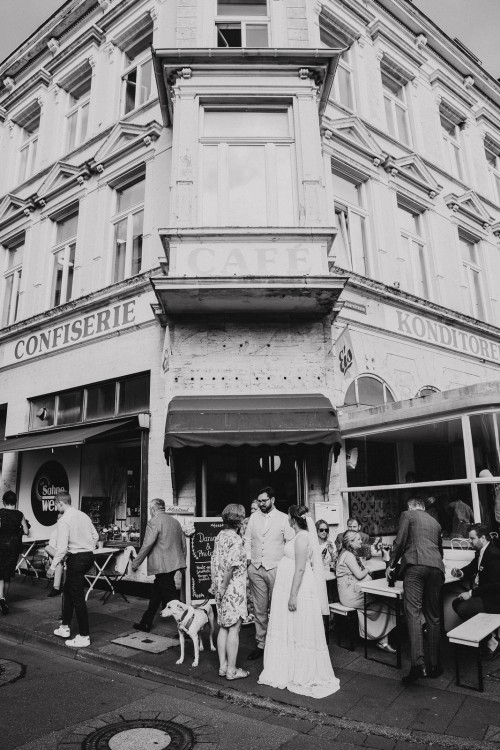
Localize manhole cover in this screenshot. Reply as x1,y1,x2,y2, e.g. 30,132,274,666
0,659,26,686
83,720,194,750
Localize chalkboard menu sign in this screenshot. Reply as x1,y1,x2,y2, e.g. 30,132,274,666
187,518,223,603
80,496,110,527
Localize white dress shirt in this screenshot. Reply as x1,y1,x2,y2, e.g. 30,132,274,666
50,506,98,570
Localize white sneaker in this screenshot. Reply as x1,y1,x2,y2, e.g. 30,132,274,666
65,634,90,648
54,626,70,638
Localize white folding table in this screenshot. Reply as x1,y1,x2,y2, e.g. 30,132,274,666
84,547,122,602
16,538,49,580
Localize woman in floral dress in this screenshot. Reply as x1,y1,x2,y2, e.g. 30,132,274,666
211,503,249,680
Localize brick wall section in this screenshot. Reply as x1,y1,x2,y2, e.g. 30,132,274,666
286,0,309,46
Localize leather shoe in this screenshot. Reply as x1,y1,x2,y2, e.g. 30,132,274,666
402,665,427,685
133,622,151,633
428,664,444,678
247,647,264,661
47,588,61,597
485,642,500,660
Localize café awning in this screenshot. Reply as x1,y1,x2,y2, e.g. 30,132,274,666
164,394,342,450
0,418,137,453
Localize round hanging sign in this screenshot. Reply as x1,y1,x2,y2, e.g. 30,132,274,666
31,460,69,526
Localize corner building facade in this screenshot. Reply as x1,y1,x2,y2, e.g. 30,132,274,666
0,0,499,550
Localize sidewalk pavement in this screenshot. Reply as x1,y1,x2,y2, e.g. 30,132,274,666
2,577,500,750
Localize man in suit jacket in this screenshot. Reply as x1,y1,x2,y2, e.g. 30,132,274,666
132,498,186,633
244,486,294,660
452,523,500,659
388,498,445,684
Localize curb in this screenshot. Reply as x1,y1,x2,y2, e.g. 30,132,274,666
1,621,499,750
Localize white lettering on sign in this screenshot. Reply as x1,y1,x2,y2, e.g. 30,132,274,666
393,309,500,364
174,243,325,277
4,293,155,367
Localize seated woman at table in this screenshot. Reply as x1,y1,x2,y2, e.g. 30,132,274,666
0,491,30,615
45,513,63,598
336,531,396,653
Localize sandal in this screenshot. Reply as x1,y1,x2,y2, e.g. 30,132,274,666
226,668,250,681
218,665,227,676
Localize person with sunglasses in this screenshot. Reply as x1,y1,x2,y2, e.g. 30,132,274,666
316,520,337,603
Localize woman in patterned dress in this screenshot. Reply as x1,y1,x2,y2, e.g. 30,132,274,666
211,503,249,681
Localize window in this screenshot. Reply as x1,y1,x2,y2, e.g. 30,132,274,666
57,389,83,426
112,176,145,282
217,0,269,47
332,170,368,275
344,375,395,408
440,109,464,180
459,233,485,320
18,109,40,182
416,386,440,398
320,27,354,110
1,234,24,327
397,202,429,299
51,210,78,307
118,373,150,415
484,138,500,204
381,69,410,146
122,32,154,114
65,68,91,151
201,108,295,226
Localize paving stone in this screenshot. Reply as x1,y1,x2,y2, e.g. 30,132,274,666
309,724,342,741
280,735,345,750
364,735,395,750
336,730,369,746
264,714,317,733
394,742,427,750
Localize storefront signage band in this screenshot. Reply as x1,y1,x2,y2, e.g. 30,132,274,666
3,293,155,367
394,310,500,364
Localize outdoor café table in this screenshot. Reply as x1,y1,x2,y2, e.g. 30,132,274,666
84,547,121,602
16,538,48,580
358,578,404,668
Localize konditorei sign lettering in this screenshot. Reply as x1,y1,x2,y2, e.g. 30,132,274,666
3,293,154,367
392,309,500,364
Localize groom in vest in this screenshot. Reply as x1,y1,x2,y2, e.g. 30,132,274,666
244,486,294,660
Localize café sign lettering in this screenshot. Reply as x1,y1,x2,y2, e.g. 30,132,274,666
5,293,154,366
394,310,500,364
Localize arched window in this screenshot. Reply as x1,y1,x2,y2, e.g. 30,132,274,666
416,386,440,398
344,375,395,408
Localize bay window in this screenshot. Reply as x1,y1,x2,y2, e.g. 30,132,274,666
216,0,269,47
112,176,145,282
201,108,295,226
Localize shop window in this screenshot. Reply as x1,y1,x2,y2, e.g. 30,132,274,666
484,137,500,204
1,234,24,328
470,412,500,478
344,375,394,409
440,107,464,180
51,209,78,307
86,382,116,421
201,107,295,226
216,0,269,48
332,169,368,275
459,232,485,320
17,105,40,182
65,67,92,151
122,28,154,115
381,66,410,146
397,201,429,299
112,175,145,282
118,373,150,415
57,389,83,426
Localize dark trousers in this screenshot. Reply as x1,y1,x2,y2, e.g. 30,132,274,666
453,594,485,621
141,571,177,627
62,552,94,637
404,564,444,668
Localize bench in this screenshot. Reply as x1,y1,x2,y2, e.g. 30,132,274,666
329,603,358,651
447,613,500,691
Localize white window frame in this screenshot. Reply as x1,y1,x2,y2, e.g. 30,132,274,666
484,139,500,204
51,211,78,308
216,1,269,48
122,51,154,115
397,202,430,299
19,128,38,182
111,177,145,283
381,70,411,146
66,91,90,152
199,105,297,227
332,171,369,276
440,110,464,181
344,375,395,408
458,233,486,321
1,235,24,328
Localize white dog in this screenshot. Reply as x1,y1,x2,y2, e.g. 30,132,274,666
161,599,216,667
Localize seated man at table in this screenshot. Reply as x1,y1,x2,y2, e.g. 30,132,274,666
451,523,500,660
335,518,372,560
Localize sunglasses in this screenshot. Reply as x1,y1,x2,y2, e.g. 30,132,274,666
318,528,329,533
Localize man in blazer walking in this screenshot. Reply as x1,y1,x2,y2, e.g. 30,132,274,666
132,498,186,633
244,486,294,660
388,497,444,684
451,523,500,659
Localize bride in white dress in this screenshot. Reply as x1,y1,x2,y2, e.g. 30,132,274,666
258,505,340,698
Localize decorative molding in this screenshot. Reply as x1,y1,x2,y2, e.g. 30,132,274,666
2,77,15,92
47,38,60,55
444,190,493,230
322,115,385,166
93,120,163,168
463,75,474,91
415,34,427,51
